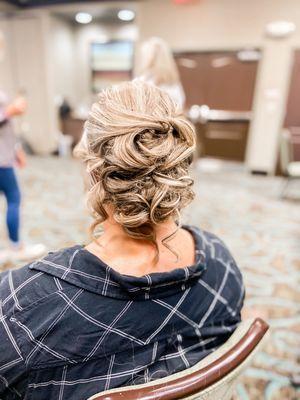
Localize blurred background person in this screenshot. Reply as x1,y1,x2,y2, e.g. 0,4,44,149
137,37,186,109
0,32,45,263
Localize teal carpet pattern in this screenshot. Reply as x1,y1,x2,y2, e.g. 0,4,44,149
0,157,299,400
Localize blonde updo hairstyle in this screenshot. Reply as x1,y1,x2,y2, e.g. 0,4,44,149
77,81,196,253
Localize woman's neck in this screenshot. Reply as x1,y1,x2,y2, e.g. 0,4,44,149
101,216,178,246
85,216,195,276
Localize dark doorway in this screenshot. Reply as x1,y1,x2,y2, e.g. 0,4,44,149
284,50,300,161
175,50,260,161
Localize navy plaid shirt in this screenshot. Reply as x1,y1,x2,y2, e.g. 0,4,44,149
0,226,244,400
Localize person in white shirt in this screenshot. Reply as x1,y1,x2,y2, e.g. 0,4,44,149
136,37,186,110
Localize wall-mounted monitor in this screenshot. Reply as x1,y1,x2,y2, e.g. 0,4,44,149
91,40,134,92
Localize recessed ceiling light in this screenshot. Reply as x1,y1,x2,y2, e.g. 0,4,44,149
118,9,135,22
75,12,92,24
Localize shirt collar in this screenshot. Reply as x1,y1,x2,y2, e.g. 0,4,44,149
29,225,207,300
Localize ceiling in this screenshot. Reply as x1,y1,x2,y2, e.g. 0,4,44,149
55,7,136,24
3,0,131,8
2,0,138,25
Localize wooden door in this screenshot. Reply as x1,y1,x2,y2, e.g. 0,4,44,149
284,50,300,161
175,51,259,161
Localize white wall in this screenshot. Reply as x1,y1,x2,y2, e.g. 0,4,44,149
0,19,15,97
0,0,17,94
137,0,300,49
11,14,58,153
0,12,58,153
48,16,76,106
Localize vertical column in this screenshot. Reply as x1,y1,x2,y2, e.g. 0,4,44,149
0,19,16,97
10,13,57,154
246,40,294,174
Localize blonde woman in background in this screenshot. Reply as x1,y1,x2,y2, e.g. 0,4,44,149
137,37,186,109
0,81,244,399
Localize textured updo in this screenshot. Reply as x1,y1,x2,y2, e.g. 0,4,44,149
77,80,196,244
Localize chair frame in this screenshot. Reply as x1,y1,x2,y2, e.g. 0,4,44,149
89,318,269,400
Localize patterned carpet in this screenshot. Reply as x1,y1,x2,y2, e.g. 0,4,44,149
0,156,299,400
